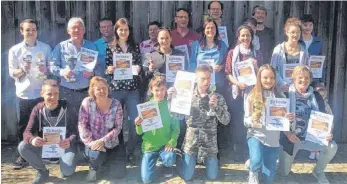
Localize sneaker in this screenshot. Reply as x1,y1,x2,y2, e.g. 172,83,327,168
312,170,330,184
163,166,173,178
245,159,250,169
32,169,49,184
86,168,97,183
127,154,137,166
248,171,259,184
43,158,60,164
309,152,316,160
13,156,28,170
173,148,183,158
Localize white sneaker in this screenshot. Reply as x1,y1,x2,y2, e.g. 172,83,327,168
312,170,330,184
309,152,316,160
245,159,250,169
248,171,259,184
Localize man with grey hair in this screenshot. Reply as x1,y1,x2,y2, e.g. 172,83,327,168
51,17,100,113
252,5,274,64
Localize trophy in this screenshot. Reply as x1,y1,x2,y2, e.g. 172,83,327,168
65,56,76,82
252,93,263,128
207,84,217,116
36,58,47,80
22,53,32,77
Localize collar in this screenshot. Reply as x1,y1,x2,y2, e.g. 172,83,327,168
68,38,86,45
23,40,38,47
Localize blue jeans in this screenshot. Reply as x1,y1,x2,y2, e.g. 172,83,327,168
177,153,218,181
141,147,176,184
248,137,279,184
18,141,77,176
111,90,140,155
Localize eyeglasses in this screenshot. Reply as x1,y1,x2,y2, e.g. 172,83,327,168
100,25,113,29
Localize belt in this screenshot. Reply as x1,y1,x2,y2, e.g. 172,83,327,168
62,86,89,92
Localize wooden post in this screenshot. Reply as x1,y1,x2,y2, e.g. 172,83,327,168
161,1,175,28
191,1,203,31
290,1,305,18
148,2,161,23
233,1,247,34
86,1,100,41
132,1,149,43
325,2,336,99
264,2,274,29
274,2,285,45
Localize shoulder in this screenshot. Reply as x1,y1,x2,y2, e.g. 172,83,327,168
9,42,23,53
84,40,97,50
33,101,45,112
36,40,51,50
81,97,94,107
94,38,103,45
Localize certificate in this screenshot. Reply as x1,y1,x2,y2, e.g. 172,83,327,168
113,53,133,80
309,55,325,79
170,71,196,115
218,26,229,47
235,59,257,86
75,47,99,72
197,59,215,85
174,45,190,66
166,55,185,83
137,101,163,132
306,111,333,146
42,127,66,158
283,63,298,83
265,98,290,131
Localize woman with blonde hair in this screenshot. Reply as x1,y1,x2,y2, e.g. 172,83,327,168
270,17,309,93
78,76,126,182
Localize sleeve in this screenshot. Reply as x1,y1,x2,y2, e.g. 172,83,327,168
270,46,287,89
224,49,234,76
189,41,198,72
136,124,143,135
23,105,40,144
214,94,230,125
133,44,143,72
78,98,94,147
8,47,20,80
101,101,123,148
50,43,65,78
243,94,253,128
167,118,180,147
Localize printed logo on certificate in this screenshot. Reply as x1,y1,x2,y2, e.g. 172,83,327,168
265,98,290,131
113,53,133,80
42,127,66,158
306,111,333,146
137,101,163,132
75,48,98,72
166,55,185,83
235,59,257,86
197,59,215,85
309,55,325,78
283,64,298,83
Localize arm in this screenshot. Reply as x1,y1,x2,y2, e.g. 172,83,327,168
214,95,230,125
135,122,143,135
225,49,240,85
270,48,287,89
105,46,114,76
101,101,123,147
167,118,180,147
243,94,253,128
23,105,40,144
50,43,66,78
8,48,26,79
78,98,94,147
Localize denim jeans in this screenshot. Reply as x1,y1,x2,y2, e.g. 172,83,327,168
18,141,77,176
111,90,140,156
141,147,176,184
177,153,218,181
247,137,279,184
279,140,338,176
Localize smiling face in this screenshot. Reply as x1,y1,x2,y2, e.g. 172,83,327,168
148,24,159,41
301,21,313,35
151,85,167,101
253,8,267,23
196,71,211,93
286,25,301,43
238,28,252,48
208,1,222,20
116,24,130,41
93,81,109,100
67,21,85,41
260,69,276,90
158,30,172,50
99,20,114,38
175,10,189,28
20,22,38,43
41,85,59,108
293,70,311,93
204,22,217,39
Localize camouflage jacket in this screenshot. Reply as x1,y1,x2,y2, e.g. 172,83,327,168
182,87,230,159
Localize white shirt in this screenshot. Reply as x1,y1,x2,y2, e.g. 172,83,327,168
8,40,52,99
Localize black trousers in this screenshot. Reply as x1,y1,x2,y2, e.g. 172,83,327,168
18,97,43,141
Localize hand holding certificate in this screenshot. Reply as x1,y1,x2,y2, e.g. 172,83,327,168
166,55,185,83
113,53,133,80
306,111,333,146
42,127,66,158
235,59,257,86
309,55,325,78
137,101,163,132
265,98,290,131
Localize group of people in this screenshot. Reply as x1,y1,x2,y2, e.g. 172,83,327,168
8,1,338,184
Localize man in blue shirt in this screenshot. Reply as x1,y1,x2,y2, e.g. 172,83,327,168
94,17,114,65
51,17,99,113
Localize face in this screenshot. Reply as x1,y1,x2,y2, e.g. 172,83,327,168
260,69,276,90
293,71,311,92
196,71,211,92
238,28,252,47
41,86,59,108
151,85,167,101
116,24,129,41
253,8,267,23
67,21,85,41
20,23,38,43
208,2,222,20
247,23,257,34
148,24,159,40
93,81,109,100
301,22,313,35
158,30,172,49
204,22,217,39
99,20,114,38
286,25,301,43
175,10,189,28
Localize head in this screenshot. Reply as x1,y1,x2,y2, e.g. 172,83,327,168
99,17,114,39
67,17,85,42
300,14,314,35
113,18,135,46
196,65,213,93
40,79,60,108
203,18,219,40
284,17,301,43
148,21,161,41
208,1,223,20
236,25,254,49
157,28,172,50
175,8,190,29
252,5,267,24
148,74,167,101
243,17,257,34
292,65,312,93
20,19,38,43
88,76,109,100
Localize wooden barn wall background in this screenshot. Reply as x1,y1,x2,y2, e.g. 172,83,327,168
1,1,347,142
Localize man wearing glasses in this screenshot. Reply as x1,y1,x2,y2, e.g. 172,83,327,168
94,17,114,65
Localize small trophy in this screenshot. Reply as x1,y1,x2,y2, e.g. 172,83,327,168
252,93,263,128
65,56,76,82
207,84,217,116
36,58,47,80
22,54,32,77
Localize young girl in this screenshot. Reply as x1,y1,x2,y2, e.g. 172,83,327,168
244,64,294,184
134,75,180,184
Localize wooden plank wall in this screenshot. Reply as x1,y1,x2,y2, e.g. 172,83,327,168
1,1,347,142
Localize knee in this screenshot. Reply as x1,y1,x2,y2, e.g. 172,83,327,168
18,141,31,157
327,141,338,156
162,152,176,167
60,164,76,177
